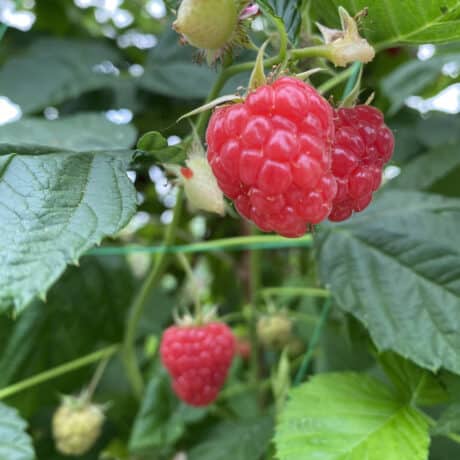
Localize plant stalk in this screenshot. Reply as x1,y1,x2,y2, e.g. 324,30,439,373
0,345,119,400
122,189,184,399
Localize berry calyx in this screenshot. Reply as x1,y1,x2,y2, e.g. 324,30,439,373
329,105,394,222
160,322,236,406
206,76,337,238
52,396,105,456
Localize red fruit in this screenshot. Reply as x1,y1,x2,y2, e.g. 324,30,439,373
329,105,394,222
160,322,236,406
206,77,336,238
235,338,251,360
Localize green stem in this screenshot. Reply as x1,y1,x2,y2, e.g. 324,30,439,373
293,297,333,386
177,253,202,320
317,65,355,94
342,62,362,100
122,189,184,399
0,345,119,400
290,45,333,61
260,287,330,299
248,227,261,386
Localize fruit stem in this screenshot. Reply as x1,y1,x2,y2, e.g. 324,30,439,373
248,226,261,386
177,253,203,321
0,345,119,400
82,357,110,403
122,188,184,400
293,297,333,385
342,61,362,99
289,45,334,61
317,64,356,94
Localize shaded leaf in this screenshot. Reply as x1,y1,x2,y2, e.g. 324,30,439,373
379,352,448,406
275,373,429,460
381,54,460,114
0,149,137,313
258,0,301,43
0,38,122,114
312,1,460,48
139,27,217,100
129,366,207,454
317,190,460,374
432,403,460,436
0,403,35,460
0,113,137,152
188,417,273,460
137,131,186,164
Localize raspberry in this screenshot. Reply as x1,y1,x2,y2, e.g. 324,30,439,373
52,397,104,456
160,322,236,406
329,105,394,222
206,77,337,238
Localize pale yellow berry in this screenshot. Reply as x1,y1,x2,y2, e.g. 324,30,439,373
52,400,105,456
257,315,293,348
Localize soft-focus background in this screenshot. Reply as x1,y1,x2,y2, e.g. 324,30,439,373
1,1,460,459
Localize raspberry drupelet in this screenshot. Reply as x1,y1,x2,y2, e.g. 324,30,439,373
329,105,394,222
206,77,337,238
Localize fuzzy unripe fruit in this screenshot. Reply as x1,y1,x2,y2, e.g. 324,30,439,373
52,398,104,456
257,315,293,348
174,0,238,51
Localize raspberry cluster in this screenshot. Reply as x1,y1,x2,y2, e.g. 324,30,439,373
160,322,236,406
206,77,394,235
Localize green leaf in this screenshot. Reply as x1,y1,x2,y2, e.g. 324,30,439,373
0,113,137,152
432,403,460,436
137,131,186,164
0,38,122,114
139,27,217,100
188,417,274,460
317,190,460,374
378,352,448,406
391,145,460,192
258,0,301,43
312,1,460,48
275,373,430,460
0,256,135,387
381,54,460,114
0,402,35,460
129,366,207,454
0,149,137,313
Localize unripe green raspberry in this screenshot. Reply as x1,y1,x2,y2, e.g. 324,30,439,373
173,0,239,51
257,315,293,348
52,397,105,456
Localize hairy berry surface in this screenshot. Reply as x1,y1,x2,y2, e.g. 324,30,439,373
329,105,394,221
160,322,236,406
206,77,336,237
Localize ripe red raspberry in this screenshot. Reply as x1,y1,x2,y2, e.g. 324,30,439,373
160,322,236,406
329,105,394,222
206,77,336,238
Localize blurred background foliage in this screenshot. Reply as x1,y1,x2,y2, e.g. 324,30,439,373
1,0,460,459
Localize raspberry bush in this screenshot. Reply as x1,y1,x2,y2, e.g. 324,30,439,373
1,2,460,460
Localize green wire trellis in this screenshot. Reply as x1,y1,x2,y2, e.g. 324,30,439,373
87,234,313,256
